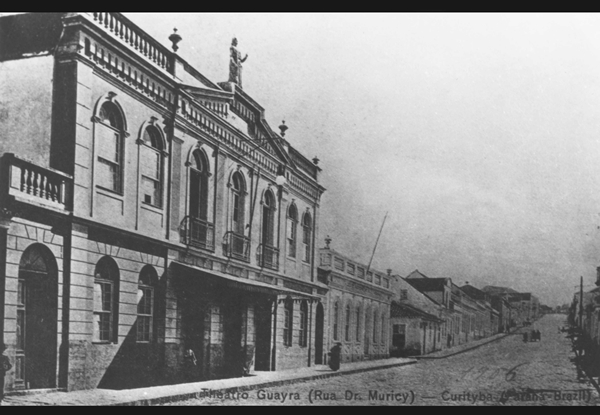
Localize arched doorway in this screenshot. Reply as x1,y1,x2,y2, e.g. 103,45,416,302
17,244,58,389
315,303,324,364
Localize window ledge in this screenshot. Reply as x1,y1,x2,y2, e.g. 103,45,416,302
141,202,164,213
96,186,124,198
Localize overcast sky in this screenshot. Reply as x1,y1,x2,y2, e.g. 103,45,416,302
124,13,600,307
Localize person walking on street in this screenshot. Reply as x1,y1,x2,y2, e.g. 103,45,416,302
328,343,342,371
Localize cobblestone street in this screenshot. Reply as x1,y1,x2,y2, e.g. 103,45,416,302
163,314,600,406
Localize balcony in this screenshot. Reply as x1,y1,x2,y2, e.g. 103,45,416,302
1,153,72,213
179,216,214,251
222,231,250,262
256,244,279,271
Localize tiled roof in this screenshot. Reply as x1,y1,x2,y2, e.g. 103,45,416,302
406,278,447,292
391,301,444,323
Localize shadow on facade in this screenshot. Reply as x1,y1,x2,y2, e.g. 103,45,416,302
97,268,276,390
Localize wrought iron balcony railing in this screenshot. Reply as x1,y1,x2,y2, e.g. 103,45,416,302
222,231,250,262
1,153,72,212
179,216,215,251
256,244,279,271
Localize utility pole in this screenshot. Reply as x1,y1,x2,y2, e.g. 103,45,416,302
578,276,584,359
366,212,388,274
579,276,584,329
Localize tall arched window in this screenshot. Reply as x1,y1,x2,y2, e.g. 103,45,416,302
283,299,293,347
260,190,277,269
140,126,164,208
227,172,247,259
137,265,157,343
96,101,125,193
299,300,308,347
345,303,351,342
333,301,340,341
302,212,312,263
262,190,276,247
355,306,361,342
287,204,298,258
373,310,378,344
94,256,120,343
231,172,246,235
364,306,371,348
189,150,210,221
381,312,386,346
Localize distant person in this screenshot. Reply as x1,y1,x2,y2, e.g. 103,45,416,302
1,343,11,405
328,343,342,371
184,348,197,382
536,330,541,342
523,332,529,342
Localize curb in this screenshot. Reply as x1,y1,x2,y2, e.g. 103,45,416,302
110,360,418,406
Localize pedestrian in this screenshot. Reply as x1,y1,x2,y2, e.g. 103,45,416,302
183,348,197,382
536,329,541,342
523,331,528,342
1,343,11,405
328,343,342,371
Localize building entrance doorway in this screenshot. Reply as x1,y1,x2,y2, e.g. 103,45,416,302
17,244,58,390
392,324,406,356
222,298,244,378
181,284,205,382
315,303,324,364
254,299,273,371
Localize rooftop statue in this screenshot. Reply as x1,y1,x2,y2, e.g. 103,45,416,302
229,37,248,87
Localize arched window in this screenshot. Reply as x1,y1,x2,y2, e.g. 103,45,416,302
381,312,386,345
299,300,308,347
302,212,312,263
364,306,371,347
283,299,293,347
345,303,351,342
333,301,340,341
355,306,361,342
189,150,210,221
137,265,157,343
227,172,247,259
96,102,125,193
140,126,164,208
231,172,246,235
93,256,120,343
262,190,276,248
373,309,378,344
287,204,298,258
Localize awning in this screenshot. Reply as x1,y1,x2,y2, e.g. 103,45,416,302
171,261,321,301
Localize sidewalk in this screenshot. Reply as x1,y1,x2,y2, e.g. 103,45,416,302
2,357,416,406
414,328,524,360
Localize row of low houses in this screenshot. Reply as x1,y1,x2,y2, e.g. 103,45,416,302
0,12,541,394
317,248,540,362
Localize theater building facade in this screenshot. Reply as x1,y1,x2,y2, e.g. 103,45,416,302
0,12,326,392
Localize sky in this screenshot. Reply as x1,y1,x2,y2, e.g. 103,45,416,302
122,13,600,307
